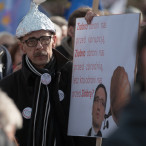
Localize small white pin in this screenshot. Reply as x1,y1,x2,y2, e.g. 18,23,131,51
41,73,51,85
58,90,64,101
22,107,32,119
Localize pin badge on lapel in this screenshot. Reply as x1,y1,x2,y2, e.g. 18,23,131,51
58,90,64,101
22,107,32,119
41,73,51,85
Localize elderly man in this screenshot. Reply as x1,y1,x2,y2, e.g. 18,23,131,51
0,1,73,146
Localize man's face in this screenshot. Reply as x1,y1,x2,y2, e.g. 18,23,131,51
92,87,106,129
21,30,56,68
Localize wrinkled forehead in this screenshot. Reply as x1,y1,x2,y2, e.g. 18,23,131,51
21,30,53,41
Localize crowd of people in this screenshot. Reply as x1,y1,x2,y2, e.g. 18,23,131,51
0,0,145,146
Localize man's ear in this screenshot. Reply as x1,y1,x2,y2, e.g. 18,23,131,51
67,26,75,38
52,35,57,48
19,42,26,54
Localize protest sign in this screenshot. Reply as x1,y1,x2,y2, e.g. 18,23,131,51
68,13,140,138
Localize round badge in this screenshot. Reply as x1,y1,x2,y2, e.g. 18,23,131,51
58,90,64,101
22,107,32,119
41,73,51,85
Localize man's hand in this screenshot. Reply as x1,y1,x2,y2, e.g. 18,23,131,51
85,10,99,24
85,10,110,24
110,66,131,124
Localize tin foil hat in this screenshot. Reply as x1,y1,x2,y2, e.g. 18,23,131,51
16,0,55,38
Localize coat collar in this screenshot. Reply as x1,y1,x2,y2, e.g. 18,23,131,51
21,49,70,82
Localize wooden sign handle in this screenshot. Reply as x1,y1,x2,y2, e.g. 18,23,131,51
92,0,99,14
96,137,102,146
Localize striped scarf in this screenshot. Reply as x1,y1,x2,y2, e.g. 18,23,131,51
26,55,56,146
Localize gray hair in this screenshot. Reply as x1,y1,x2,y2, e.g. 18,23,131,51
0,89,22,133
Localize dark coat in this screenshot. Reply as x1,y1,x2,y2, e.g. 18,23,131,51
56,37,73,60
0,49,74,146
56,45,72,60
87,128,102,137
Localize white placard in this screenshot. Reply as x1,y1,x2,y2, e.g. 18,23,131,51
68,13,140,138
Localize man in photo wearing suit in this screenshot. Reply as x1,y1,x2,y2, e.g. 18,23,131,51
88,83,107,137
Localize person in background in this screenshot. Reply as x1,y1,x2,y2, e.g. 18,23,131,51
0,89,22,146
0,32,17,74
9,41,23,72
50,16,68,40
56,7,92,60
0,32,17,53
54,23,63,47
136,25,146,90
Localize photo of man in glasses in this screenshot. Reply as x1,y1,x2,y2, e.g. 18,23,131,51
87,83,107,137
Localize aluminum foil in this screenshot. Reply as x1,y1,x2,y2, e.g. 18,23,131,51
16,2,56,38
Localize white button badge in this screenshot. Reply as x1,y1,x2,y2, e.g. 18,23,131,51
22,107,32,119
41,73,51,85
58,90,64,101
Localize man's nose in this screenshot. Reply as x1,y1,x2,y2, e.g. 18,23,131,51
36,41,43,49
97,102,101,110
